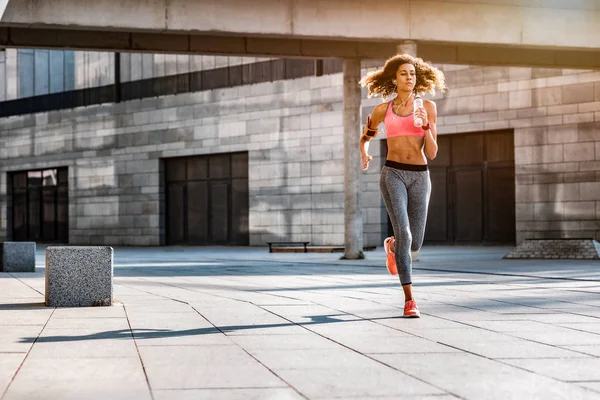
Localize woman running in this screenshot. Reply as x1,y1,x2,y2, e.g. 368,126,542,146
359,54,447,318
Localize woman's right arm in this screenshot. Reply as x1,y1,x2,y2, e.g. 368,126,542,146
360,103,387,170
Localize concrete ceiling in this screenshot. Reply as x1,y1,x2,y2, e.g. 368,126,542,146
0,0,598,68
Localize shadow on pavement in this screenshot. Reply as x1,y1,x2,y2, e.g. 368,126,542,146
19,314,386,344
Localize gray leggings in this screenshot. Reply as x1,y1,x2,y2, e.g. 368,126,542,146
380,162,431,285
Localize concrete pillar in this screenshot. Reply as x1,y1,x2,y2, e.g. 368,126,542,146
343,58,363,259
397,41,417,57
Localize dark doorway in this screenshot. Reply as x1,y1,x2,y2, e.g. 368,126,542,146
10,167,69,243
164,152,249,245
383,130,516,245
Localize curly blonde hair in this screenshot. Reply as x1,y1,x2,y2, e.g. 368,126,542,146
360,54,447,98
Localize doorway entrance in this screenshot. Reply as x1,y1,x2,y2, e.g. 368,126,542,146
10,168,69,243
384,130,516,245
164,152,249,245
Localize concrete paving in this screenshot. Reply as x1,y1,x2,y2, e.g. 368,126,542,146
1,246,600,400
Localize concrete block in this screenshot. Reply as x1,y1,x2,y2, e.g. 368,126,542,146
517,78,547,91
564,113,595,125
498,80,520,93
133,111,151,126
514,147,533,164
532,68,562,79
581,221,600,231
533,174,563,184
442,115,470,125
533,87,562,107
498,110,518,120
469,111,498,123
509,90,532,109
516,184,549,203
578,122,600,141
483,92,509,112
456,96,484,114
0,242,36,272
547,125,578,144
564,202,597,220
510,118,534,129
532,145,563,164
516,174,534,185
563,83,595,104
564,172,596,183
564,143,594,162
545,74,580,87
517,221,547,231
579,102,600,114
548,183,580,202
436,98,457,115
547,221,582,231
580,182,600,201
534,202,564,221
455,68,483,87
515,127,547,147
517,108,546,119
532,115,563,127
482,66,509,84
580,161,600,172
45,246,113,307
516,204,534,221
547,104,578,116
485,120,510,130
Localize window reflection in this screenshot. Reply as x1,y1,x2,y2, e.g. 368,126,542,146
27,171,42,187
12,167,68,243
43,169,57,186
27,169,58,187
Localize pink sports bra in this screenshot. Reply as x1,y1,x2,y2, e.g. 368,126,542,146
384,101,425,138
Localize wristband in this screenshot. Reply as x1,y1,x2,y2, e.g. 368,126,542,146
421,124,430,131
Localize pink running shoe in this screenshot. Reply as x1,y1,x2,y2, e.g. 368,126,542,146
404,300,420,318
383,237,397,275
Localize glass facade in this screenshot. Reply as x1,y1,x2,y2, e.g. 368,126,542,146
18,49,76,98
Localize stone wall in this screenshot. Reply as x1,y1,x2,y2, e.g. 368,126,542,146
432,66,600,243
0,71,384,246
1,60,599,246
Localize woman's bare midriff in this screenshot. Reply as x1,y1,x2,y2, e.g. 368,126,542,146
386,136,427,165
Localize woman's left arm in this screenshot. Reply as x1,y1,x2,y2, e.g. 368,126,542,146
421,100,438,160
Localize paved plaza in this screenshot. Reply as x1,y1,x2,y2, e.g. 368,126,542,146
1,246,600,399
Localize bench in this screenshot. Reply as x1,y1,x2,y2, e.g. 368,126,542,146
267,242,310,253
0,242,36,273
45,246,113,307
